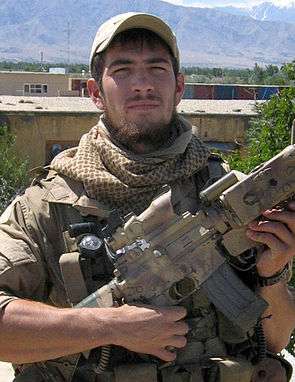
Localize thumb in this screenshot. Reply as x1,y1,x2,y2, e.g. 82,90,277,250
154,348,177,362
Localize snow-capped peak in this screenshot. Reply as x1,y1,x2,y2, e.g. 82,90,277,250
270,1,295,9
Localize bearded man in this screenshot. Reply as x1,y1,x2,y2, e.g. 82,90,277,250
0,12,294,382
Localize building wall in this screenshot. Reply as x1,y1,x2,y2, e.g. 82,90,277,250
0,72,70,97
183,83,284,100
0,111,99,168
190,114,247,144
0,110,252,169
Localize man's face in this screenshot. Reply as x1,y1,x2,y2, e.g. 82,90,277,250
88,40,184,153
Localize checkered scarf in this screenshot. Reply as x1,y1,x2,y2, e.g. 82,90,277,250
51,116,210,214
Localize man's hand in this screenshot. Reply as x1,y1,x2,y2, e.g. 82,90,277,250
0,300,188,364
109,304,189,361
245,202,295,353
246,201,295,277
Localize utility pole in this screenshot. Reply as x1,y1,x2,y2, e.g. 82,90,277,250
66,21,71,65
40,51,44,71
60,21,72,66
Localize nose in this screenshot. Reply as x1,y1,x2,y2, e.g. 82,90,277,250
130,71,155,94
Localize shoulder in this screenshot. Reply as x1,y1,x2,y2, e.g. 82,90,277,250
28,168,84,204
28,169,110,219
0,170,84,228
19,169,88,222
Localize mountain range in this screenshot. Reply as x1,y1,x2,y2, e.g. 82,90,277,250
0,0,294,68
217,1,295,24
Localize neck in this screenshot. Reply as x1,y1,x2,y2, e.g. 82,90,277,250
101,115,180,155
126,142,158,155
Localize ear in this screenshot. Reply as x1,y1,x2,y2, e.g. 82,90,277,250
87,78,105,110
175,73,185,106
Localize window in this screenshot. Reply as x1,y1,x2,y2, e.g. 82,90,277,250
30,84,42,94
23,83,48,94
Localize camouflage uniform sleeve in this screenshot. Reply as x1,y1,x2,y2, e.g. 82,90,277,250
0,194,49,309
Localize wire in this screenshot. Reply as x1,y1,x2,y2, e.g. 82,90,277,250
93,346,112,374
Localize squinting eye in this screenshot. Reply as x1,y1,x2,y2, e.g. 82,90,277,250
152,67,166,71
114,68,129,74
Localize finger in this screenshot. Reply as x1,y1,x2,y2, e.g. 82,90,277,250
172,321,190,335
248,220,294,245
168,335,187,348
288,201,295,211
138,305,187,322
246,229,287,253
263,209,295,231
154,348,177,362
161,306,187,321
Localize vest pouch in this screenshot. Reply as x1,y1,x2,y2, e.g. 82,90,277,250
210,356,254,382
14,359,71,382
43,354,81,381
73,368,114,382
15,354,81,382
114,363,157,382
13,367,49,382
176,341,204,364
59,251,89,306
205,337,227,357
161,364,204,382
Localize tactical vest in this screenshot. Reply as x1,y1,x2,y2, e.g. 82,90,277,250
13,158,291,382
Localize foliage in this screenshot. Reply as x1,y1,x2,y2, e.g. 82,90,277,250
227,87,295,173
0,125,29,213
182,62,294,85
0,60,89,74
281,60,295,81
1,60,294,85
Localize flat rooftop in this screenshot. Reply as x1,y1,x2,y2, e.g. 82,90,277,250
0,71,69,75
0,96,261,116
185,82,289,88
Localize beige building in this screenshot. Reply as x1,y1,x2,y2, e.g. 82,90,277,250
0,96,260,169
0,71,75,97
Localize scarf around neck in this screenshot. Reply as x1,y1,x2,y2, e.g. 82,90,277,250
51,116,210,214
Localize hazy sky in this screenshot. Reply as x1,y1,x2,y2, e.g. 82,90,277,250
163,0,295,7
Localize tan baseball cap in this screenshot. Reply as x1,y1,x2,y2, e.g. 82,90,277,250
89,12,179,72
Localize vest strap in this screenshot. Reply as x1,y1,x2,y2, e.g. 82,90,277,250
59,252,88,306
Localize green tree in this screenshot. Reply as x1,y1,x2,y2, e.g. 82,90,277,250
227,86,295,173
0,126,29,213
212,67,223,77
281,60,295,81
265,64,279,77
251,63,265,84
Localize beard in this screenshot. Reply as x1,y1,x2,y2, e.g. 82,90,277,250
103,103,179,154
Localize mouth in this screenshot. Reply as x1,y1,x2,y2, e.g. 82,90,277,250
128,105,159,111
126,101,161,111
